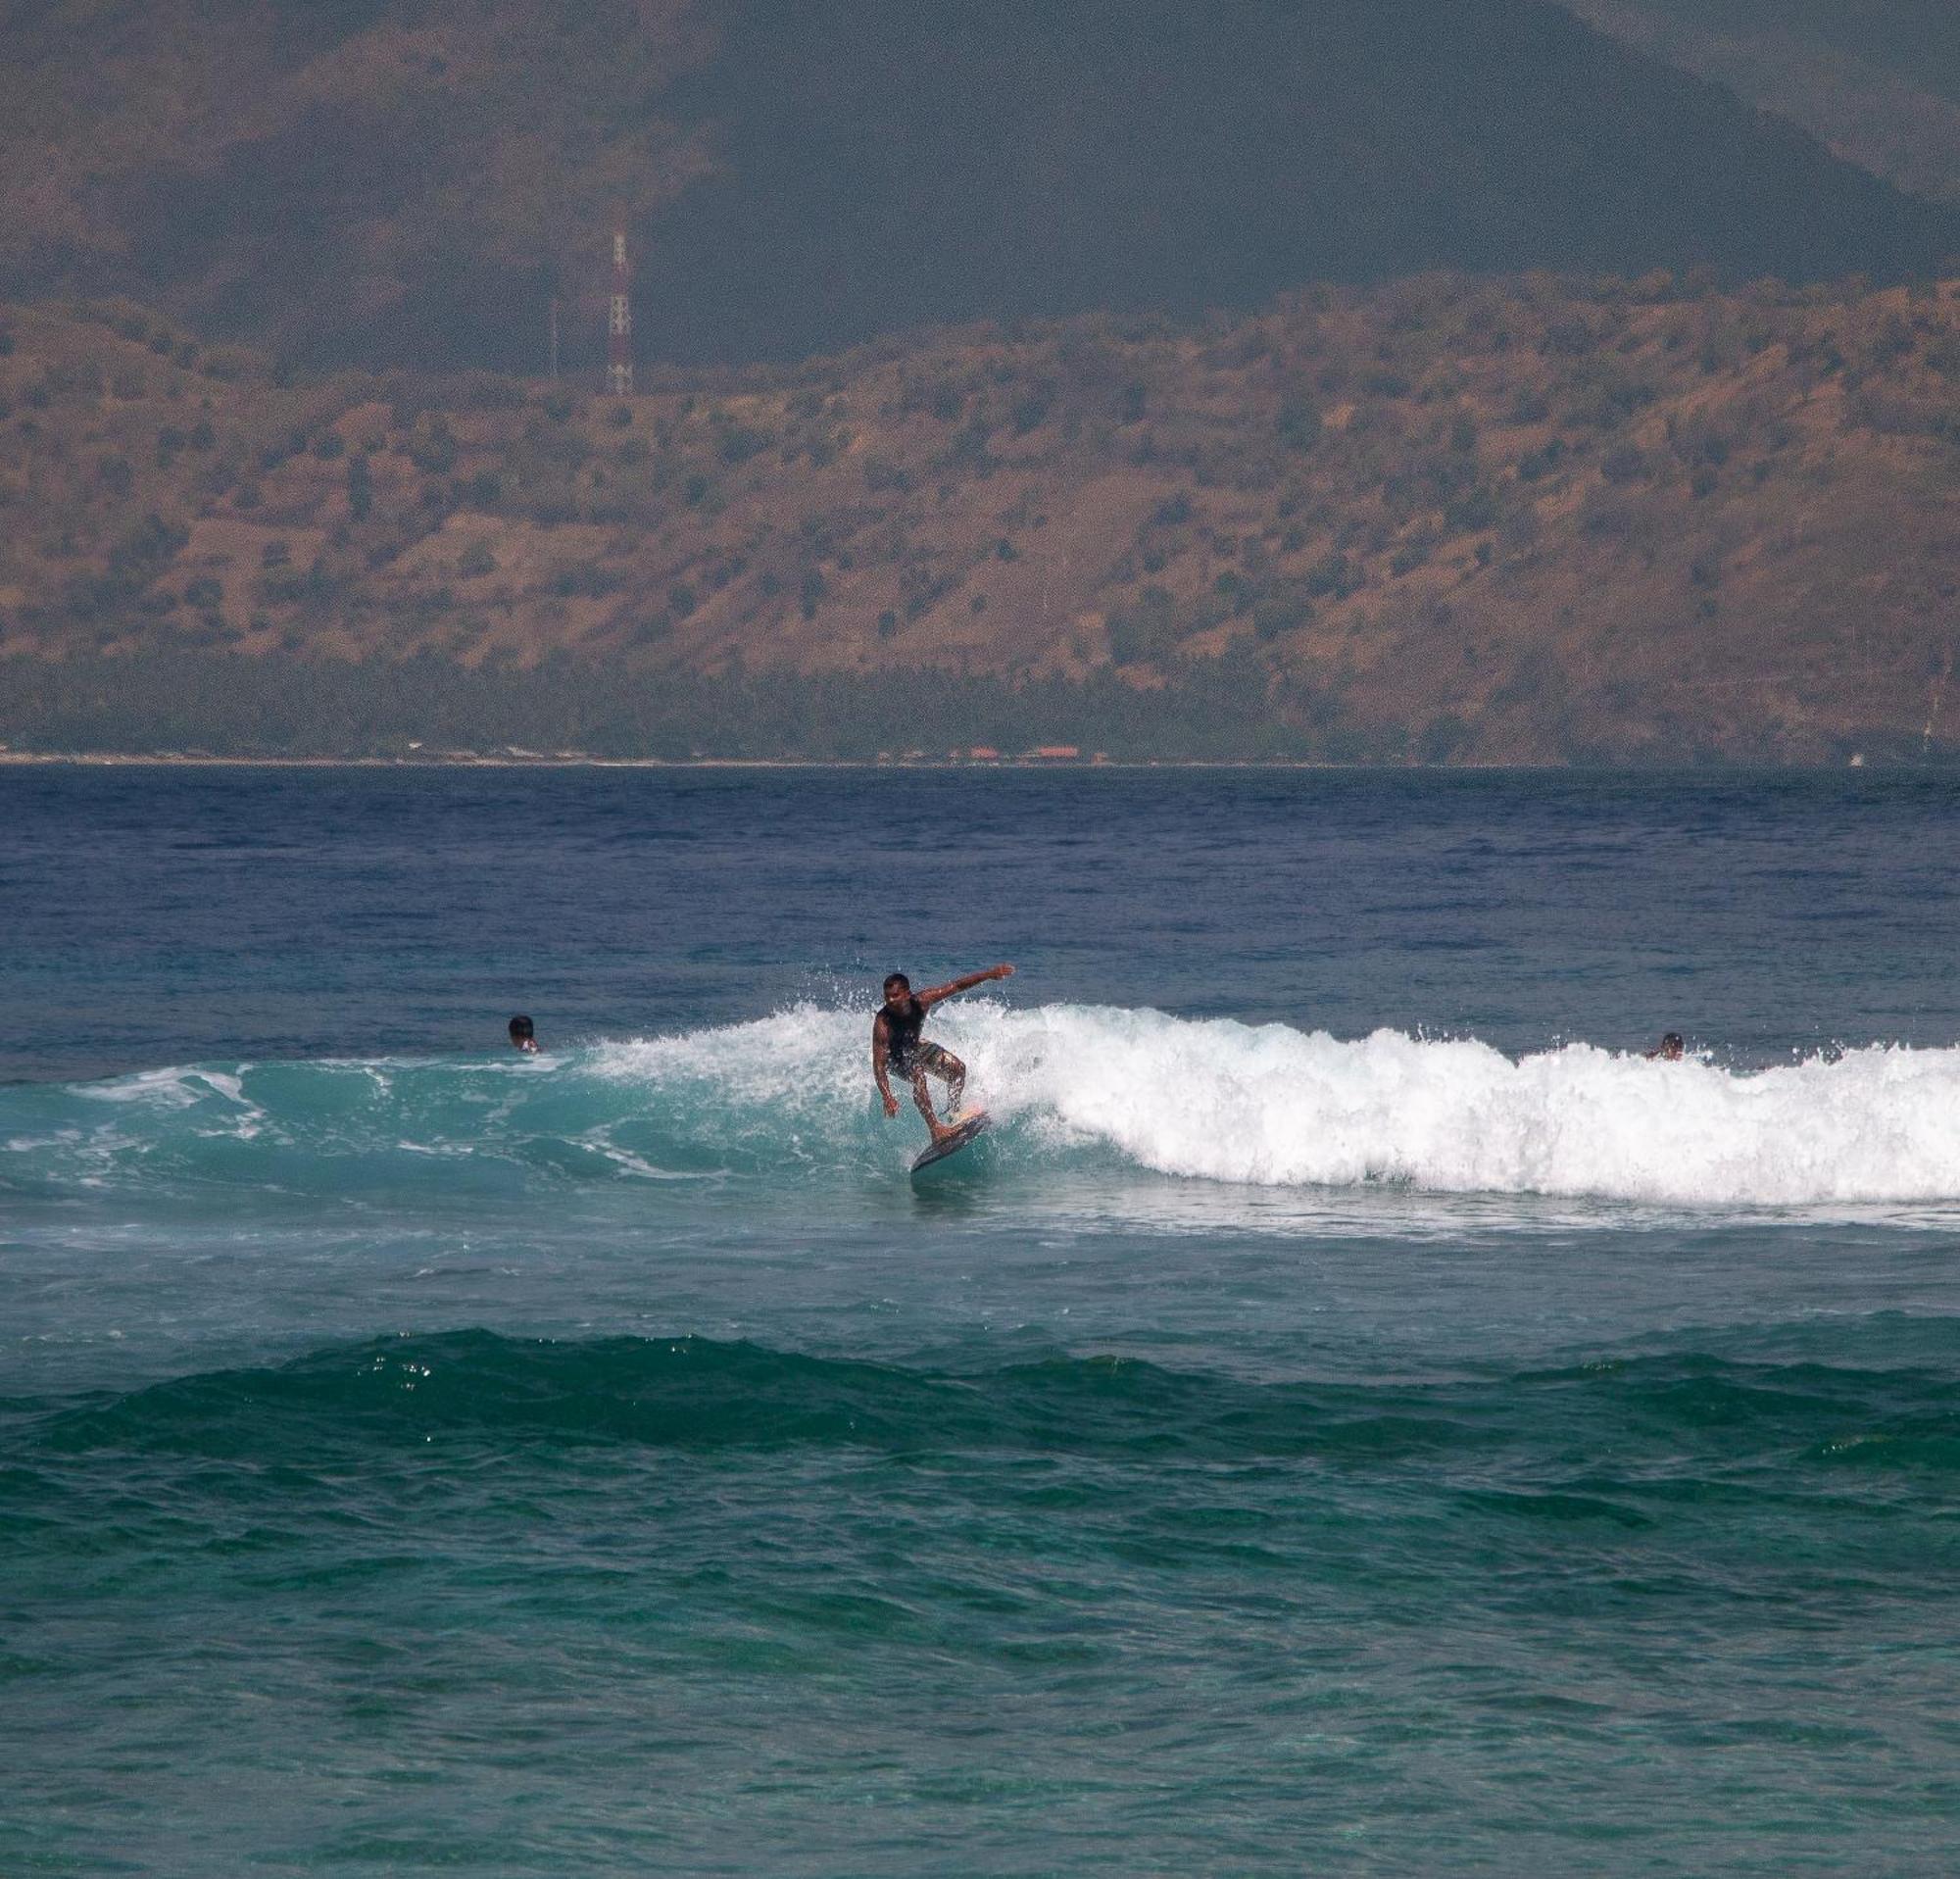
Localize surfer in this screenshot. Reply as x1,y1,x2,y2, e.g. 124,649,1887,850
874,964,1013,1142
1645,1031,1685,1062
509,1014,539,1054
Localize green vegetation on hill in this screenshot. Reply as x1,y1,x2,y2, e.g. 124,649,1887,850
2,269,1958,764
0,655,1318,763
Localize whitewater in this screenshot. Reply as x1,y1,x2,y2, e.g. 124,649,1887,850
9,1003,1960,1211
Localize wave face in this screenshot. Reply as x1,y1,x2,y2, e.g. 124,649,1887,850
5,1003,1960,1208
26,1324,1960,1472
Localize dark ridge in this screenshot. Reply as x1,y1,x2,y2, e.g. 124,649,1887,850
638,0,1960,365
5,0,1958,371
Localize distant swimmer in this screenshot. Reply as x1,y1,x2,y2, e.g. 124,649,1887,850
509,1014,540,1054
1645,1032,1685,1062
873,964,1014,1143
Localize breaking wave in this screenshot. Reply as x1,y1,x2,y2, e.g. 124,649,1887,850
5,1003,1959,1209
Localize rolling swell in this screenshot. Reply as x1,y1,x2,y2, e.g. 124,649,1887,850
7,1003,1960,1206
30,1325,1960,1480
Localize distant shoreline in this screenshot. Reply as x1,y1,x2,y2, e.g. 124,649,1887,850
0,752,1899,773
0,751,1328,770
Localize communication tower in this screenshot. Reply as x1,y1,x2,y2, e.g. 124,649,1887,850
607,231,634,397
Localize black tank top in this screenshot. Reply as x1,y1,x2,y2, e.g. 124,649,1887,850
881,996,926,1066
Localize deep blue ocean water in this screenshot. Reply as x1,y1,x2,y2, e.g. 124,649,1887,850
4,766,1960,1875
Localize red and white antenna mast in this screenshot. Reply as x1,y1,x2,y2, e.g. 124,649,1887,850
607,230,633,397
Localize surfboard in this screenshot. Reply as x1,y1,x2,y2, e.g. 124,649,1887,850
911,1109,991,1174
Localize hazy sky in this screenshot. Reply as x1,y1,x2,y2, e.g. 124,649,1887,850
1590,0,1960,101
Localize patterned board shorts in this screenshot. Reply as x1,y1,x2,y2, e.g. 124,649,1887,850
893,1040,955,1079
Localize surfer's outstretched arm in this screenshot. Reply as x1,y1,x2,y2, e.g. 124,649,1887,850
917,963,1014,1010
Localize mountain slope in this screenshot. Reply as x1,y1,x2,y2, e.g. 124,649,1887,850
1,0,1956,372
647,0,1960,364
4,272,1958,763
1567,0,1960,205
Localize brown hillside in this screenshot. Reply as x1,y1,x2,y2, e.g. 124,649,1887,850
2,272,1958,762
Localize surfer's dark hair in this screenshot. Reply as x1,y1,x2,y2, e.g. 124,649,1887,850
1661,1032,1684,1051
509,1014,535,1039
883,973,910,994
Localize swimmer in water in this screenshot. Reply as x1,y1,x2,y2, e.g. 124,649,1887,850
509,1014,539,1054
872,964,1014,1143
1645,1031,1685,1062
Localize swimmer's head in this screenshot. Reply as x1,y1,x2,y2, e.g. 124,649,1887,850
509,1014,537,1050
882,973,911,1004
1657,1032,1684,1061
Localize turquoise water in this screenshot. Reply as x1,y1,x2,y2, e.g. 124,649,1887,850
4,770,1960,1873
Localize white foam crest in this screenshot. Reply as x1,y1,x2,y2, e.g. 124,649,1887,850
949,1005,1960,1206
592,1002,1960,1207
78,1065,221,1109
591,1008,869,1113
40,1007,1959,1208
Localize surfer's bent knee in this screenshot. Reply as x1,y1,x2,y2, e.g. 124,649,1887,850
910,1041,959,1082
